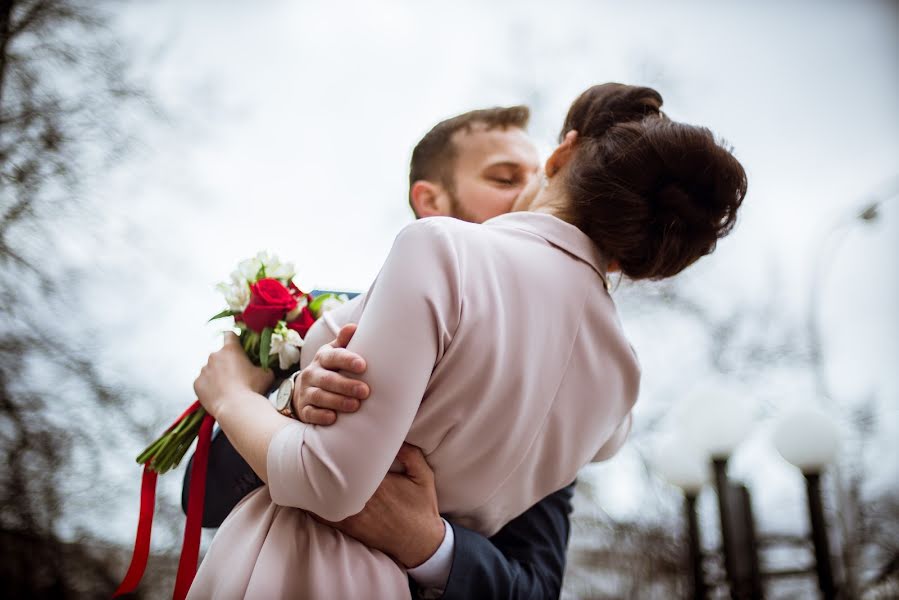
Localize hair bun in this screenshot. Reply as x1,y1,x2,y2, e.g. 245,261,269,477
559,84,747,280
654,183,703,226
560,83,662,142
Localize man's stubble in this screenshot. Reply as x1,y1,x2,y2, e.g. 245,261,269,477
445,188,479,224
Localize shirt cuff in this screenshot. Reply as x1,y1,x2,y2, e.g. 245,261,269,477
406,518,454,594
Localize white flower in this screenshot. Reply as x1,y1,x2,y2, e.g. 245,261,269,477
237,257,263,281
239,252,296,282
216,278,251,312
318,293,349,314
267,258,296,280
270,328,304,370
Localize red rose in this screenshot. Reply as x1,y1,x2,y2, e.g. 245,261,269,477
287,281,306,298
241,278,298,332
286,305,316,338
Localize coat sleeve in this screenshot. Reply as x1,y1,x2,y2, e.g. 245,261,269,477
591,412,633,462
181,428,262,527
266,219,462,521
433,482,575,600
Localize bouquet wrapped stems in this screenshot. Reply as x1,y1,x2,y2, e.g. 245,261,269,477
136,404,207,474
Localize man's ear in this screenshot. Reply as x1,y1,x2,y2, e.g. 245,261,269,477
545,130,578,178
410,180,450,218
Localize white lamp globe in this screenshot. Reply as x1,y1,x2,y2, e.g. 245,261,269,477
772,407,840,473
652,436,709,494
679,381,756,460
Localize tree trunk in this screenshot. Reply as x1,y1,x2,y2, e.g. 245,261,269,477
0,0,15,116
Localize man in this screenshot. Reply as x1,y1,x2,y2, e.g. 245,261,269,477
184,106,576,599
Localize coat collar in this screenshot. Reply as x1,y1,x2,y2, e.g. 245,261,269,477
484,212,611,289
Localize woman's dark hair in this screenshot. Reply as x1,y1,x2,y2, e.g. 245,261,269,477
558,83,747,280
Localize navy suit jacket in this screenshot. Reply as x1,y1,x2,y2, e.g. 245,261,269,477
183,431,574,599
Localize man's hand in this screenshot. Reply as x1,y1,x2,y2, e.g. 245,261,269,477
317,444,446,569
293,323,370,425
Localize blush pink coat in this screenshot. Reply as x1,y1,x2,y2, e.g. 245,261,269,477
188,212,640,599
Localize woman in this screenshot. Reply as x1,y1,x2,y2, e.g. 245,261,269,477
189,83,747,598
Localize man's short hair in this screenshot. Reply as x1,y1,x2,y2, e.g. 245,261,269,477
408,106,530,215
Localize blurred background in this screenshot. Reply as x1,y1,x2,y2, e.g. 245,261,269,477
0,0,896,598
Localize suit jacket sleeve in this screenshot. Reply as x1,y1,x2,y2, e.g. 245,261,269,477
181,428,263,528
433,482,575,600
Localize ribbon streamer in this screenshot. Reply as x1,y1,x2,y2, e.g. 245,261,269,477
173,413,215,600
114,403,214,599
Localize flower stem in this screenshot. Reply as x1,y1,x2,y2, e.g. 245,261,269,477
139,407,207,473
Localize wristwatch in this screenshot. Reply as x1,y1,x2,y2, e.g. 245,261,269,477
269,370,301,418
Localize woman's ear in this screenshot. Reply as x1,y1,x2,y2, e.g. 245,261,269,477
545,130,578,178
410,180,449,218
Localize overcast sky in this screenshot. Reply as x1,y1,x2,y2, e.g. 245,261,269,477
65,0,898,554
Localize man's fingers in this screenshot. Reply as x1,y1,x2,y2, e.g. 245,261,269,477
303,387,361,413
394,444,433,483
298,405,337,426
333,323,358,349
319,347,367,374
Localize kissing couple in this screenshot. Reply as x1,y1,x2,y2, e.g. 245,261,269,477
184,82,747,599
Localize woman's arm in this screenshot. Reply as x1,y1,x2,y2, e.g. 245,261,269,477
195,219,461,521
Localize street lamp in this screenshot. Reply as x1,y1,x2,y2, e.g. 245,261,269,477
806,191,894,598
653,437,709,600
684,387,758,599
684,386,755,461
773,408,840,600
659,385,848,599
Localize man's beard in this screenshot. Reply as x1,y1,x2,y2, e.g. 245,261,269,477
447,190,479,224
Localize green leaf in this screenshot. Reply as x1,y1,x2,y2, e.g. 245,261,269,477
242,330,258,353
208,309,237,322
308,293,332,318
260,327,272,370
256,264,266,281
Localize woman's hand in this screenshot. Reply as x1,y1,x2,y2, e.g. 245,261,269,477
194,332,274,418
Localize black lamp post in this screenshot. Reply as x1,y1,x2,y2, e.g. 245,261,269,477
804,472,837,600
684,492,707,600
710,459,764,600
712,458,738,596
772,407,840,599
652,436,710,599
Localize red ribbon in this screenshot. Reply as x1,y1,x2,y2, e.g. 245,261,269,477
114,403,215,599
112,465,157,597
173,412,214,600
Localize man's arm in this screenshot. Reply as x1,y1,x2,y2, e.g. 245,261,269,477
437,482,575,600
319,447,575,600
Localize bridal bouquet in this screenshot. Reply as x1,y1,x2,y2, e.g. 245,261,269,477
116,252,347,599
136,252,348,473
137,252,344,474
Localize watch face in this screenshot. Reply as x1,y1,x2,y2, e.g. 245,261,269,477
276,377,294,411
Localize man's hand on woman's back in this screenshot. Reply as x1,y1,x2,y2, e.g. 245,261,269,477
294,323,447,570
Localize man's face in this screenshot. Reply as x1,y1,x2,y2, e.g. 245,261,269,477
445,124,540,224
